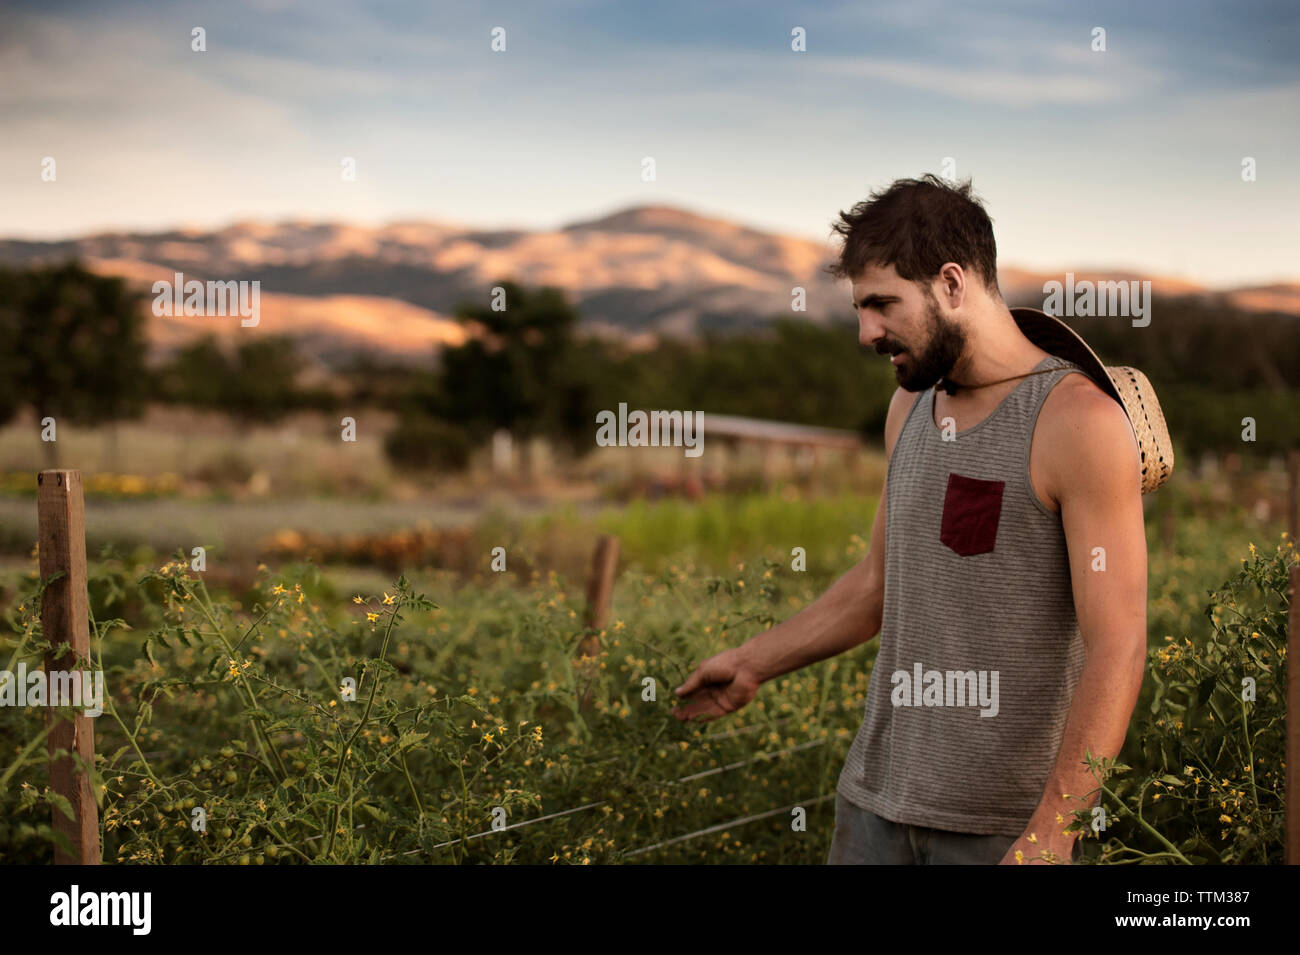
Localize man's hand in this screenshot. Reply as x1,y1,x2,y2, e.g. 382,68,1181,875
673,648,761,722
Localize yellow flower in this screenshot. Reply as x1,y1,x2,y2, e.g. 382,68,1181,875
352,595,363,604
1014,850,1024,864
383,592,396,605
366,612,379,623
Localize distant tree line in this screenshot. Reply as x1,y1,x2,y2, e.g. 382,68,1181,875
1,262,1297,474
153,334,338,423
387,282,1300,470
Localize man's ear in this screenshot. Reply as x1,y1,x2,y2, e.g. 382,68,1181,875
936,263,967,308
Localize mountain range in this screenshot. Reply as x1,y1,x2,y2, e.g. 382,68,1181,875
2,205,1296,374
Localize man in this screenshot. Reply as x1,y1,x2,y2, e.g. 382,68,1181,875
672,175,1148,865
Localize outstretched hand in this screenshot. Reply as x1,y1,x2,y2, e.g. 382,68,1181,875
673,648,760,723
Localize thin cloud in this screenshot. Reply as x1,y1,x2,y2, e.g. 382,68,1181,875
809,55,1164,107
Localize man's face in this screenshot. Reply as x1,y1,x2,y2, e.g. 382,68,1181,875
851,264,967,392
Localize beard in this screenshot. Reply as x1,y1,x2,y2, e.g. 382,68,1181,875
883,297,968,392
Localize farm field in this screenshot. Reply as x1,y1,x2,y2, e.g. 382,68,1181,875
1,474,1292,864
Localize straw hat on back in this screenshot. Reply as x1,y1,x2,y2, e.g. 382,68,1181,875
1010,307,1174,494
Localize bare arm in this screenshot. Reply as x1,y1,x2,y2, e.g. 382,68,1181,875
673,386,917,722
1001,378,1148,863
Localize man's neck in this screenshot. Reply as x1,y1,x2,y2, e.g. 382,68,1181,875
943,304,1047,390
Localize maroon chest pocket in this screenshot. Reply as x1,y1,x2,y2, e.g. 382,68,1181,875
940,472,1005,557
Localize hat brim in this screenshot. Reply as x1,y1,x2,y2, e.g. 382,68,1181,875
1009,307,1122,406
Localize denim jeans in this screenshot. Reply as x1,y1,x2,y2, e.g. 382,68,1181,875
826,793,1019,865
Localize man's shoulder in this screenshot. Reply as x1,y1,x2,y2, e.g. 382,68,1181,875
1039,370,1128,434
1037,370,1141,496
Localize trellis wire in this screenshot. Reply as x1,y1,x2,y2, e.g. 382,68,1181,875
383,736,829,860
618,793,836,860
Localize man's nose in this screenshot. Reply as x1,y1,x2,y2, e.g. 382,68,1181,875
857,313,886,349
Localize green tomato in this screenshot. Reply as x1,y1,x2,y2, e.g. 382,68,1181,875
220,827,233,839
220,746,235,759
224,770,238,784
239,834,252,848
254,854,265,865
238,854,251,865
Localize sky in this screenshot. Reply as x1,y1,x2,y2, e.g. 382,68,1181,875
1,0,1297,286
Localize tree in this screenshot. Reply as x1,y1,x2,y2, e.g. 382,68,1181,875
436,281,591,474
0,262,149,468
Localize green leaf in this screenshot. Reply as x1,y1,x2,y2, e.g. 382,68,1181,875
1195,675,1217,708
47,792,75,822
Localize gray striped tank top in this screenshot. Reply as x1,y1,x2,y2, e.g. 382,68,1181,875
836,354,1089,836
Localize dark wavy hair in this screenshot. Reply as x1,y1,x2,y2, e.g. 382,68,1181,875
825,174,1001,297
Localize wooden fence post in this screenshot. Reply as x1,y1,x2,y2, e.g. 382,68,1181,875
577,536,619,710
37,469,100,865
1287,453,1299,864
